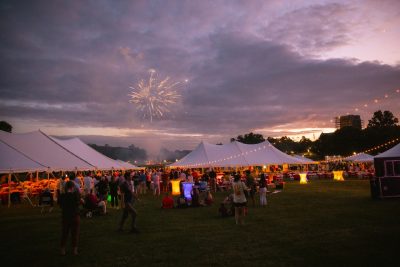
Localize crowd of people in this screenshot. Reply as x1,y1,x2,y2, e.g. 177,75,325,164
3,163,378,257
50,168,277,255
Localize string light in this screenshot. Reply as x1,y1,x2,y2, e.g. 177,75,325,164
354,88,400,114
332,88,400,127
344,137,400,158
173,141,306,168
175,137,400,168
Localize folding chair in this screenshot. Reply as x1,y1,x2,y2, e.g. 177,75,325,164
38,190,54,213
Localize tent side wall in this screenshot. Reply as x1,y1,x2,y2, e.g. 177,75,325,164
371,157,400,199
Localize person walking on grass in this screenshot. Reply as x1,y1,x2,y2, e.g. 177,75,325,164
109,174,119,209
117,173,139,234
152,170,160,196
59,181,81,255
259,173,267,207
232,174,248,225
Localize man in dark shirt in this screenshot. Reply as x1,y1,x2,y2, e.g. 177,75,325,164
117,174,139,233
59,181,81,255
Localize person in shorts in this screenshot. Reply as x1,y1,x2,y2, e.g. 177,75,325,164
232,174,248,225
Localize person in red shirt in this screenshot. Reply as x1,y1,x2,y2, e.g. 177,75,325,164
84,190,106,216
161,193,174,209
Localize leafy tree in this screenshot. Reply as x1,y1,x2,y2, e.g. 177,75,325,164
0,121,12,132
231,132,265,144
273,136,297,154
367,110,399,128
313,127,363,158
267,136,314,155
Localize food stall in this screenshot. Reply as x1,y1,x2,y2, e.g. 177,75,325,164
370,143,400,198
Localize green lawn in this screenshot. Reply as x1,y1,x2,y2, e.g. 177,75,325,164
1,180,400,267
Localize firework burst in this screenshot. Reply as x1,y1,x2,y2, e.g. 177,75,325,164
129,69,182,122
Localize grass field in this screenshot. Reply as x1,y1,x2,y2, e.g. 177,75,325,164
1,180,400,267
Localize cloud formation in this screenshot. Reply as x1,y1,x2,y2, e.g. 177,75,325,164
1,0,399,155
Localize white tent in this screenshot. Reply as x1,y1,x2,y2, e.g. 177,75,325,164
234,141,303,166
0,130,94,171
169,142,220,168
344,153,374,162
0,140,48,173
375,143,400,158
170,140,304,168
50,137,125,170
292,155,316,164
116,159,143,170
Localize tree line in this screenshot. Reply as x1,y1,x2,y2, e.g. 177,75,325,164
230,110,400,160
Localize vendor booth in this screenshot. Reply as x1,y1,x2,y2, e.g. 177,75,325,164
370,143,400,199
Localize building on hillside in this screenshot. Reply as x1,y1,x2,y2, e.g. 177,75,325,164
334,115,362,130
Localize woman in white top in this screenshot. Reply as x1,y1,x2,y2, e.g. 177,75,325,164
232,174,248,225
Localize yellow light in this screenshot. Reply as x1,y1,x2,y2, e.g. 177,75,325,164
300,173,308,184
263,165,267,169
171,180,181,195
333,171,344,181
353,152,356,155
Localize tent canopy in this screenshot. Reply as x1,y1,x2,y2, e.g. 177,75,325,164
0,130,144,173
170,140,304,168
292,155,316,163
375,143,400,159
50,137,125,170
0,140,48,173
0,130,94,171
344,152,374,162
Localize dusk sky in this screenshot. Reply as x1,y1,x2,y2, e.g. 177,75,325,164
1,0,400,157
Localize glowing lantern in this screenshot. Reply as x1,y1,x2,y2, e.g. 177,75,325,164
282,164,288,172
171,180,181,195
333,171,344,181
299,173,308,184
182,182,194,200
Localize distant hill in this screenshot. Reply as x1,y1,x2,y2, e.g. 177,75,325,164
89,143,147,163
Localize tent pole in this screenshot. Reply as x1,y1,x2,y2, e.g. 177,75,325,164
8,172,11,208
13,173,35,207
